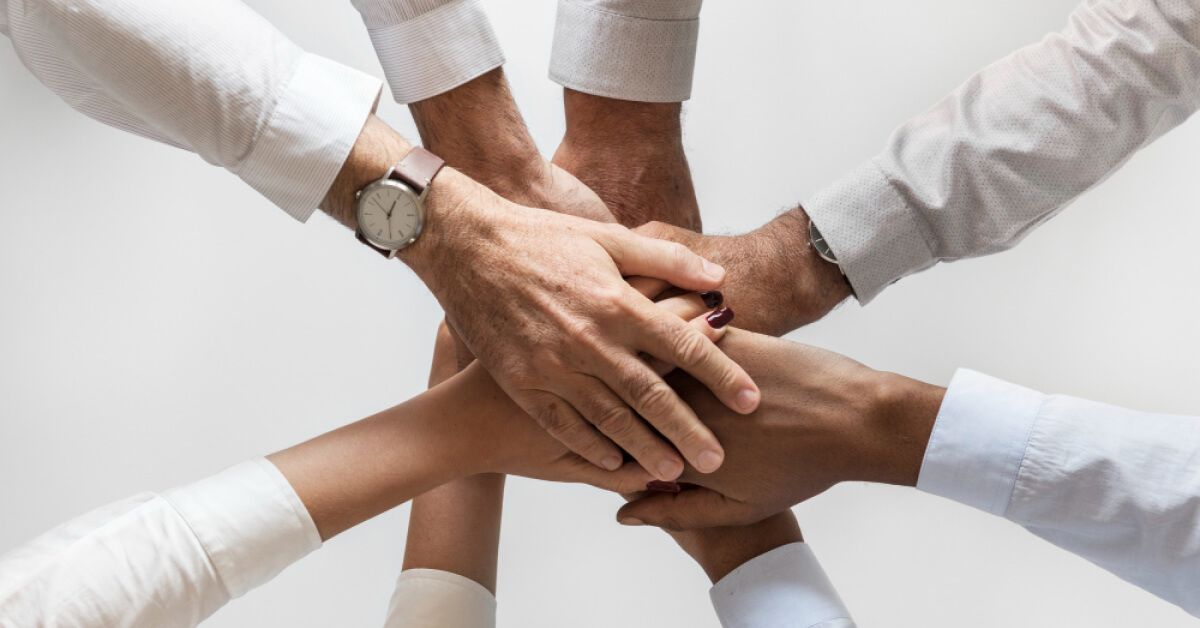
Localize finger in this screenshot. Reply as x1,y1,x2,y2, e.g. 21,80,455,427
654,292,710,321
564,376,684,482
605,355,725,474
627,277,669,299
519,390,624,472
547,458,655,495
600,227,725,291
637,305,761,417
644,308,732,376
616,488,759,530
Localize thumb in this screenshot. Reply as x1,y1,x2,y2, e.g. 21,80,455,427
616,487,756,531
601,228,725,291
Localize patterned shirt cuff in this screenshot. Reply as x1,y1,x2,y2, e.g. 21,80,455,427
804,159,937,304
356,0,505,104
233,53,382,222
549,0,701,102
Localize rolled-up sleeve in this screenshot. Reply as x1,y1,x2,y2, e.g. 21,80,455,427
352,0,505,104
5,0,382,222
549,0,703,102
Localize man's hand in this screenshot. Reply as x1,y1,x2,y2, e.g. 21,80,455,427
635,213,852,336
617,329,944,529
401,173,760,481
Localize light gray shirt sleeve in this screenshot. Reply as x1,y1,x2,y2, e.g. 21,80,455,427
805,0,1200,303
549,0,703,102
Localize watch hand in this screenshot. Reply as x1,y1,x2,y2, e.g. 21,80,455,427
387,200,397,218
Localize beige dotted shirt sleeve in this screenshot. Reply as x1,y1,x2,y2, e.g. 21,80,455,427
805,0,1200,303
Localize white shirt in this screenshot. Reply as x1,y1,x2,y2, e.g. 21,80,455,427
1,0,382,222
804,0,1200,303
351,0,704,103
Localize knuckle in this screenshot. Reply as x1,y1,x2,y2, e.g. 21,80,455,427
660,515,686,532
672,328,712,370
535,402,574,435
593,404,636,438
635,381,678,419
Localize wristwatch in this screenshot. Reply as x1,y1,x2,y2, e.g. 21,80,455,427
809,219,854,295
354,146,446,258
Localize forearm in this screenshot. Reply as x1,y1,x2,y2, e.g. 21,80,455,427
671,512,804,583
555,89,699,229
409,68,543,204
402,475,506,593
267,376,484,541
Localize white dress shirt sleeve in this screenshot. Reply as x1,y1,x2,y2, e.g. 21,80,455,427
0,458,321,628
351,0,504,104
709,542,856,628
918,369,1200,617
805,0,1200,303
3,0,382,222
383,568,496,628
549,0,703,102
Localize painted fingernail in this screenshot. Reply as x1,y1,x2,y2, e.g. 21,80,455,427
737,388,760,413
646,480,682,493
602,456,623,471
697,450,724,473
706,307,735,329
657,459,684,481
699,290,724,308
702,260,725,280
619,517,646,526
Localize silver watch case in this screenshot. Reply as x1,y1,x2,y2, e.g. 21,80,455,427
354,168,427,253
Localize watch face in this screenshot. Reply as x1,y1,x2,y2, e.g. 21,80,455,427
357,181,422,249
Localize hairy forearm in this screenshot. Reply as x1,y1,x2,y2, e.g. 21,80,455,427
409,69,543,203
555,89,699,230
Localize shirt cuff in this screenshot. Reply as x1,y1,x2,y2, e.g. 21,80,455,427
917,369,1046,516
549,0,701,102
710,543,854,628
384,568,497,628
357,0,505,104
232,53,382,223
804,159,937,304
163,458,322,599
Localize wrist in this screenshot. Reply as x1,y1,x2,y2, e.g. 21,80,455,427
562,89,683,150
759,209,853,328
856,372,944,487
396,167,498,281
676,513,804,583
320,114,412,229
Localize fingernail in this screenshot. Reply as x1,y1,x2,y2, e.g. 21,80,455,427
706,307,735,329
646,480,682,493
737,388,760,413
699,290,724,308
602,456,623,471
619,517,646,526
697,450,724,473
657,459,683,481
702,260,725,281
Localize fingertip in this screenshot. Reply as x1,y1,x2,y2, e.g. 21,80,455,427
655,457,685,482
695,449,724,474
735,387,761,414
702,259,726,283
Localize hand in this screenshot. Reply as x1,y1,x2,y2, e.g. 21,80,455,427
663,510,804,583
633,212,852,336
616,329,944,530
447,291,738,490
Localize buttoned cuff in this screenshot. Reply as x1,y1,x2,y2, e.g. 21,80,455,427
917,369,1046,517
804,159,937,304
233,53,382,223
549,0,701,102
384,569,497,628
163,458,322,599
357,0,505,104
710,543,854,628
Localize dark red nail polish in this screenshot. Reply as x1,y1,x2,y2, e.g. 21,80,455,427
706,307,735,329
647,480,682,493
699,290,724,309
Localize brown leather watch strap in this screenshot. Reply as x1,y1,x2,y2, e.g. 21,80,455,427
389,146,445,194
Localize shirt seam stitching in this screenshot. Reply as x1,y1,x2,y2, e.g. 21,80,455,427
561,0,699,24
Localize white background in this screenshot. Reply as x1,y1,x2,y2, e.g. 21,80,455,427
3,1,1200,626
